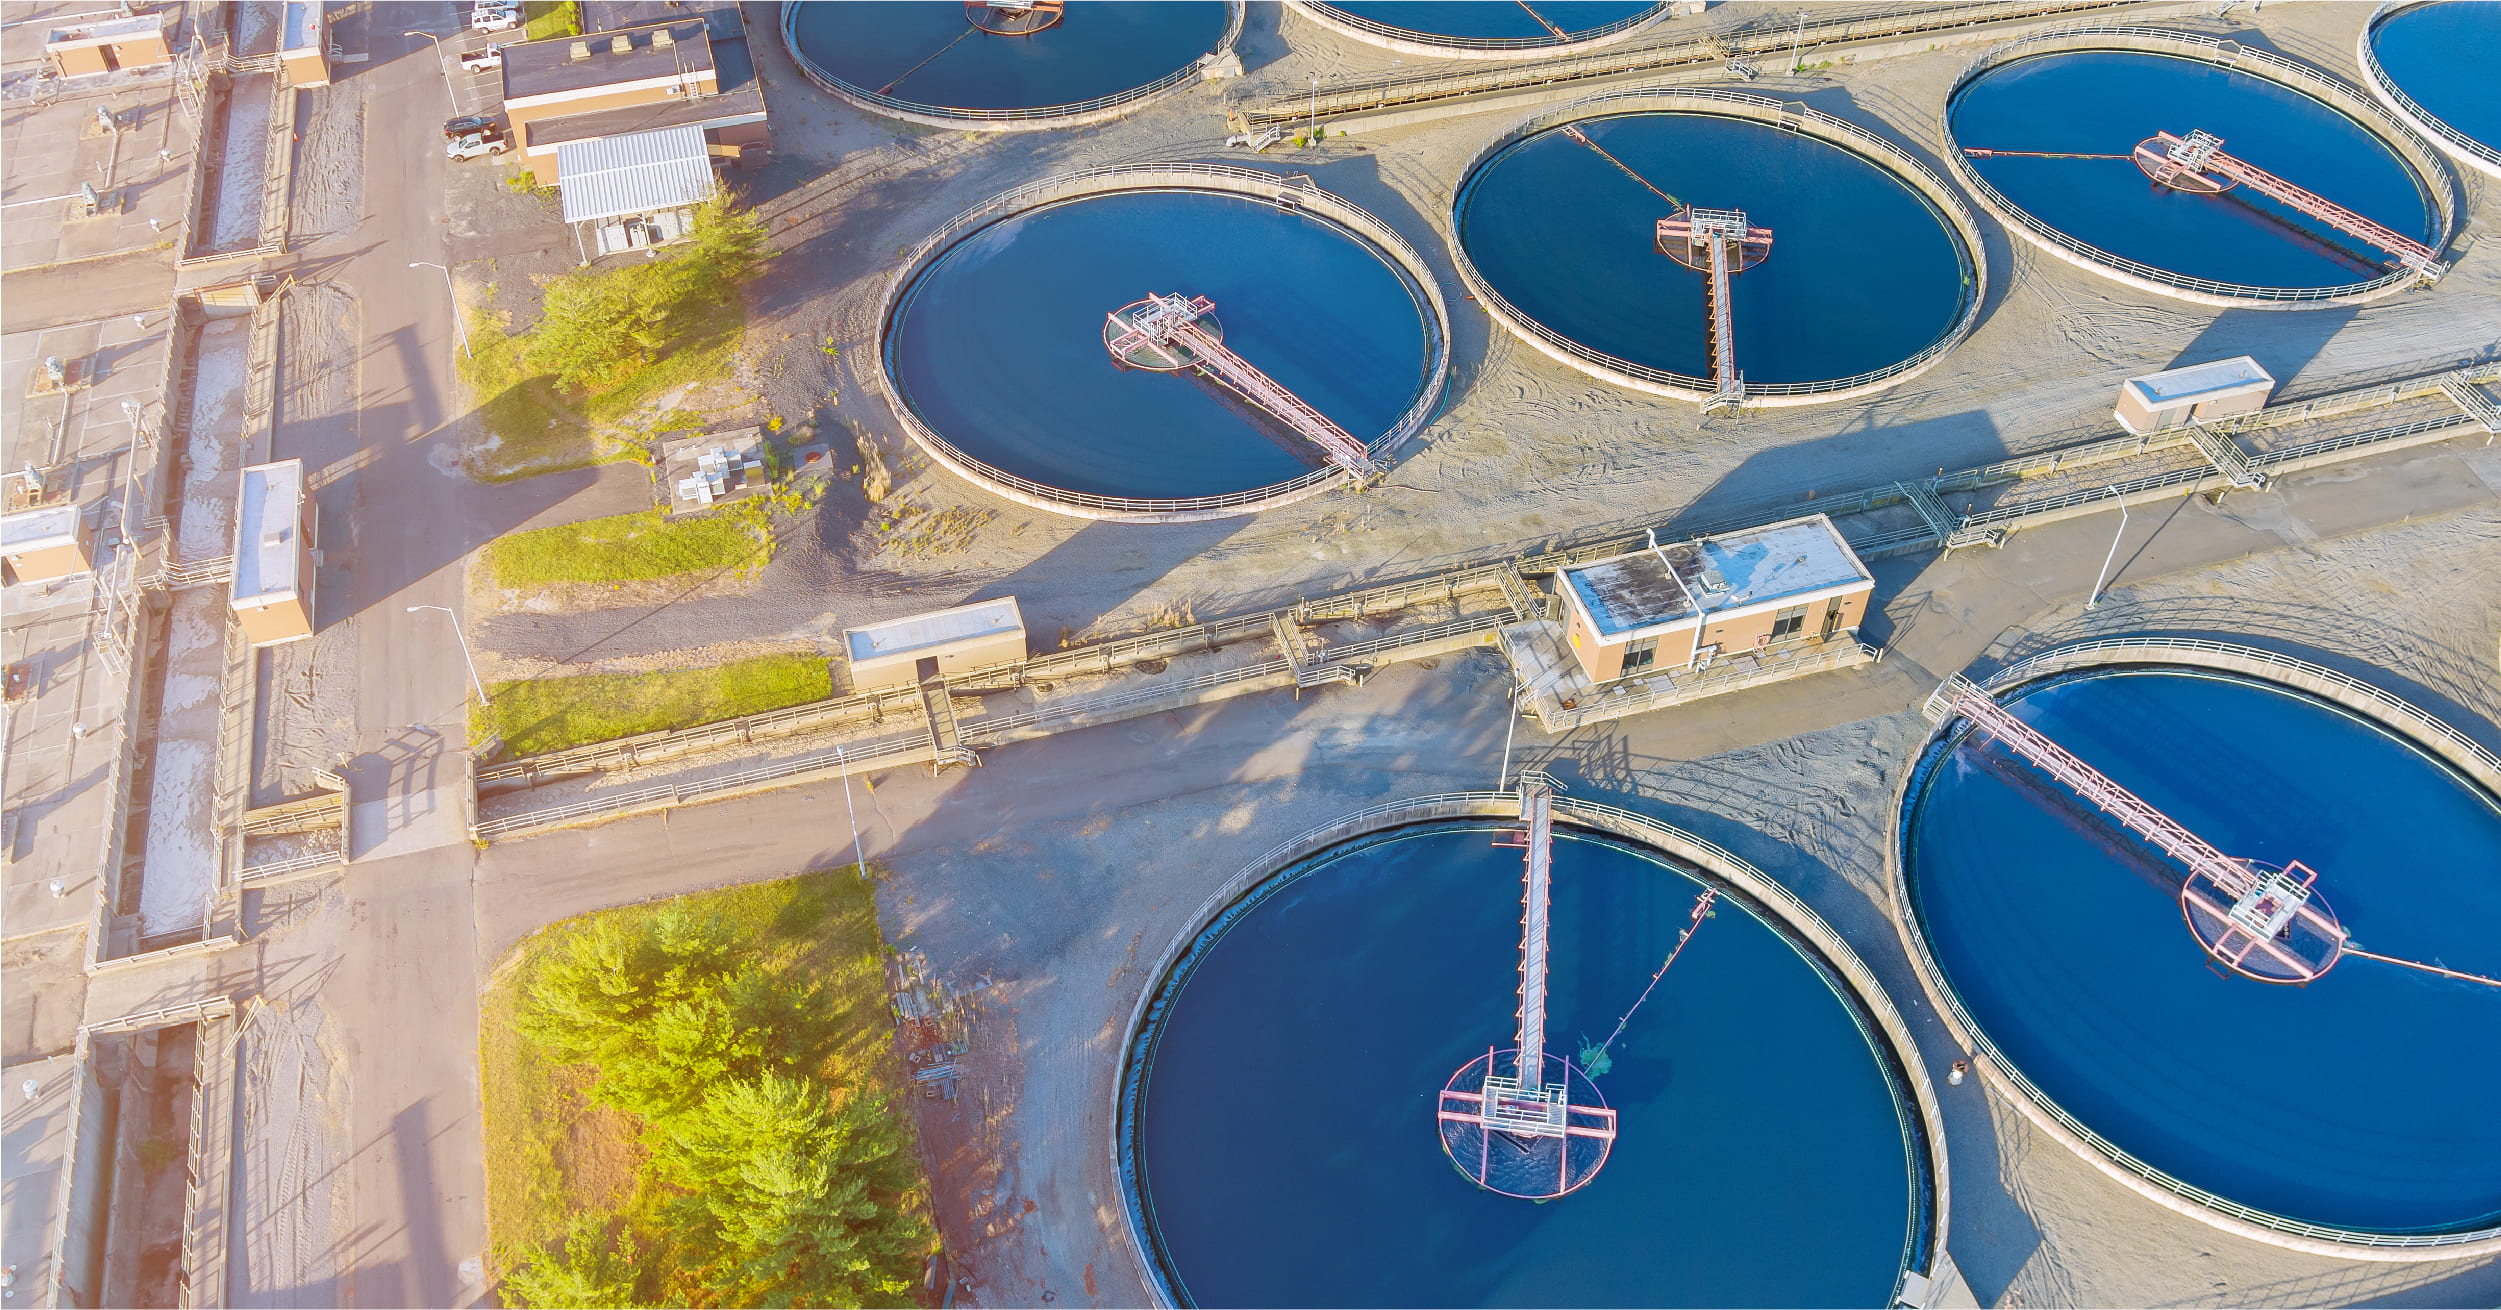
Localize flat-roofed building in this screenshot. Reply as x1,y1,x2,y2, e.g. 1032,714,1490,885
230,461,317,646
2114,356,2275,435
1,505,90,584
500,15,768,189
845,598,1026,692
279,1,332,87
43,13,170,78
1557,514,1873,682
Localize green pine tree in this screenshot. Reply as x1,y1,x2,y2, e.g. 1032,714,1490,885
655,1074,929,1308
502,1213,641,1309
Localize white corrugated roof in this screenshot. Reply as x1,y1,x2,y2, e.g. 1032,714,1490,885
556,125,716,225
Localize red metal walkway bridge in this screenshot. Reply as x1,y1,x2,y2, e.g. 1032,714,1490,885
1557,124,1772,412
1435,778,1618,1198
1103,293,1383,481
2133,129,2446,283
1925,674,2351,982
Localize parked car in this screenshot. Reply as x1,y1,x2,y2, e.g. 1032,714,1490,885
442,114,499,139
445,129,510,160
470,6,520,33
459,43,504,72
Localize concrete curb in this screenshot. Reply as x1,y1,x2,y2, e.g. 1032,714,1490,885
1883,639,2501,1260
872,163,1454,523
1939,24,2464,309
1280,0,1672,63
1445,86,1989,409
1112,792,1952,1307
2355,0,2501,182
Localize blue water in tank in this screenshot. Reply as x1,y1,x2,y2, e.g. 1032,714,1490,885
888,191,1432,502
1950,51,2438,290
2371,2,2501,152
1904,669,2501,1234
1455,112,1969,387
788,2,1228,111
1320,1,1660,40
1125,822,1921,1307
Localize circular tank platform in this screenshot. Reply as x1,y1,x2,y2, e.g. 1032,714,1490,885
2361,2,2501,180
1897,654,2501,1254
1119,798,1944,1306
781,2,1239,129
1946,29,2456,305
879,167,1450,522
1451,90,1984,408
1287,2,1668,58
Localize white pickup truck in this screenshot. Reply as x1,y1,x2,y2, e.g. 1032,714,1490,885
445,128,510,160
459,44,504,72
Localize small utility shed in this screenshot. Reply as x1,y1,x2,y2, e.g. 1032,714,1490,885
1,505,90,584
230,461,317,646
556,125,719,260
43,13,171,77
2114,355,2274,435
1557,514,1872,682
845,599,1027,692
279,1,331,87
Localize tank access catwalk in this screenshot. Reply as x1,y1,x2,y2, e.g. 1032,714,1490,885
1926,674,2501,988
2132,129,2445,284
1435,779,1617,1198
1103,292,1383,481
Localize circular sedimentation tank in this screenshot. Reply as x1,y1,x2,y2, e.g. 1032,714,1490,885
782,2,1240,129
1945,28,2457,306
1895,645,2501,1256
2360,1,2501,180
1119,797,1946,1306
879,166,1450,522
1451,89,1985,408
1286,1,1668,58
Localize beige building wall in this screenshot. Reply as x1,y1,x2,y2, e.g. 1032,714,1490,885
1567,584,1871,682
849,628,1026,692
233,591,313,646
282,47,331,87
5,539,90,583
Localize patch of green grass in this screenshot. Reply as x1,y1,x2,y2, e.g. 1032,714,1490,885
579,293,746,427
485,508,766,589
480,652,832,757
480,869,910,1276
459,308,596,483
521,0,582,42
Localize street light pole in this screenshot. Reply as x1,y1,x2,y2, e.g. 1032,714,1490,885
1498,681,1531,790
406,604,489,704
403,29,456,108
2086,488,2130,609
1310,75,1320,142
409,261,471,358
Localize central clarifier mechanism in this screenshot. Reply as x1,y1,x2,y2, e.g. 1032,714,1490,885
1925,672,2500,988
1434,778,1620,1199
1103,292,1383,481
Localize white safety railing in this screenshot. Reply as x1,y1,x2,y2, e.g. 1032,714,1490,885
1897,639,2501,1250
1449,86,1988,405
1289,0,1668,54
1941,26,2460,304
2357,1,2501,180
1114,792,1949,1309
782,2,1243,128
876,163,1453,521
